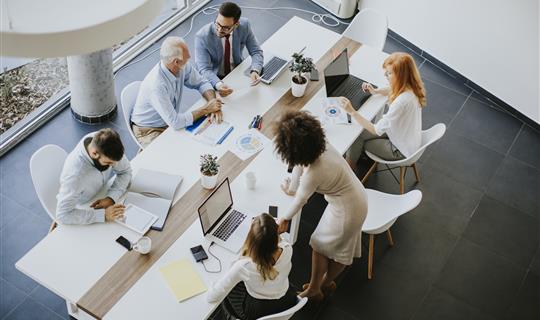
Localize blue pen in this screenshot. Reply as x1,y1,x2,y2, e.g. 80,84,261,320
217,126,234,144
249,116,257,129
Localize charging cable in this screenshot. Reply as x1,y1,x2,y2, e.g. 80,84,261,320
114,4,351,78
202,241,222,273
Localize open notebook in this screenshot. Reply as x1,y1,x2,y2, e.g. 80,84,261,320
124,169,183,231
186,116,234,145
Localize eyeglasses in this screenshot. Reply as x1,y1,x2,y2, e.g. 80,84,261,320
214,21,235,32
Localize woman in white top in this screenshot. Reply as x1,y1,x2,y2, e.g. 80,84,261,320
274,111,368,301
342,52,427,171
207,213,296,320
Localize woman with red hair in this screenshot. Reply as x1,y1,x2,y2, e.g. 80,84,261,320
342,52,427,170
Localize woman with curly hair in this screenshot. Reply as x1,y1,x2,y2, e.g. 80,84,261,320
274,111,368,301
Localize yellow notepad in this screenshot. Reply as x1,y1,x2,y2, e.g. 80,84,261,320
159,259,207,302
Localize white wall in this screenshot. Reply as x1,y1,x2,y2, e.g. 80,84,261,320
359,0,539,124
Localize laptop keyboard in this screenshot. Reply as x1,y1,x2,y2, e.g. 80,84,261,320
212,210,246,241
332,77,366,103
261,56,288,81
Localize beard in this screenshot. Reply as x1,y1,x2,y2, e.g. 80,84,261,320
91,157,110,172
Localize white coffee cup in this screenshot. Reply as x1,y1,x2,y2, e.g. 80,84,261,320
245,171,256,190
133,236,152,254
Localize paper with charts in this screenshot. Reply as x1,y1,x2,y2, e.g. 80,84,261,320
229,128,271,160
159,259,207,302
321,97,350,125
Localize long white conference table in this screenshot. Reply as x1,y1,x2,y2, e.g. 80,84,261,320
16,16,388,320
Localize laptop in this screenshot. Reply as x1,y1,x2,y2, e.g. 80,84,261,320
245,52,289,84
197,178,250,253
324,48,376,110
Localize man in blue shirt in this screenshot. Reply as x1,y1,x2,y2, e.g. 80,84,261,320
131,37,223,148
195,2,264,96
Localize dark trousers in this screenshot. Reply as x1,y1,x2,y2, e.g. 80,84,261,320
210,282,297,320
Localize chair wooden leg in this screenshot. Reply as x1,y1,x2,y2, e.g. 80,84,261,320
399,167,405,194
48,221,57,233
412,163,420,183
362,162,378,184
386,229,394,246
368,234,374,280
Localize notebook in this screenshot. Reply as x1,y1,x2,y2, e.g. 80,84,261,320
124,169,183,231
186,116,234,145
159,259,207,302
115,204,157,234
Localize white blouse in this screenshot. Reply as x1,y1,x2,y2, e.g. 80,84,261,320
206,241,292,302
373,91,422,157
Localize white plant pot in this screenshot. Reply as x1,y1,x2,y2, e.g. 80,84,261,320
201,173,218,189
291,76,308,97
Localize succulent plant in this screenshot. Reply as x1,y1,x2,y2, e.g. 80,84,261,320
289,52,314,85
200,154,219,176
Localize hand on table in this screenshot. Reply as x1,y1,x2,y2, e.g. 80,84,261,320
361,82,376,94
104,204,125,222
90,197,114,209
250,71,261,86
217,83,234,97
280,177,296,196
209,110,223,124
338,97,356,114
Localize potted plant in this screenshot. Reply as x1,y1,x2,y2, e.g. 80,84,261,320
289,52,314,97
200,154,220,189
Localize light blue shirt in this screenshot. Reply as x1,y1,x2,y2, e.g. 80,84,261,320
131,61,214,129
56,132,132,225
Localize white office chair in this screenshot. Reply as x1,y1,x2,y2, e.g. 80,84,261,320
120,81,142,149
258,296,308,320
362,123,446,194
362,189,422,279
343,8,388,51
30,144,68,232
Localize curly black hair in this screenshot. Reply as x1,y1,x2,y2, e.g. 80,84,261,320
273,111,326,167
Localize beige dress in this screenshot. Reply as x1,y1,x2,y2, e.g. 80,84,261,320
283,144,368,265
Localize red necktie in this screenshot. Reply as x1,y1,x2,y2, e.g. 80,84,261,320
224,34,231,76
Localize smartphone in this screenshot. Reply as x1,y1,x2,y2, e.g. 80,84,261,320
310,68,319,81
116,236,132,250
269,205,278,218
190,245,208,262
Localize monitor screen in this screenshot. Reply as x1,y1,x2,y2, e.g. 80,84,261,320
198,178,233,235
324,49,350,96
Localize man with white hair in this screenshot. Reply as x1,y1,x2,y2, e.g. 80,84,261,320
131,37,223,148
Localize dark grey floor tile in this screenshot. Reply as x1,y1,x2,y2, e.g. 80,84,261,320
412,287,495,320
1,195,24,231
486,156,540,218
505,272,539,320
363,163,420,194
1,211,49,293
419,61,472,96
464,196,539,268
29,285,69,318
435,238,526,317
530,248,540,277
509,125,540,171
450,97,522,155
378,212,458,282
468,91,507,114
425,132,504,192
4,297,63,320
412,164,483,236
1,278,27,319
422,79,469,128
316,305,360,320
384,36,425,66
327,261,430,320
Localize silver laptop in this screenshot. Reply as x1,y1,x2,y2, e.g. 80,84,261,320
245,52,289,84
197,178,250,253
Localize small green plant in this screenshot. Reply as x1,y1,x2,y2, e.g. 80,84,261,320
289,52,314,85
200,154,219,176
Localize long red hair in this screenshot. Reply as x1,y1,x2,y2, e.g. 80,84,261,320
383,52,426,107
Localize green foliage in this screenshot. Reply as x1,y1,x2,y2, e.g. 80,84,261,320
200,154,219,176
288,52,314,84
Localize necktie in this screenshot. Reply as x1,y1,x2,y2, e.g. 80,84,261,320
224,34,231,76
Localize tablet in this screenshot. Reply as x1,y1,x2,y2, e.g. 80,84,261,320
115,204,158,235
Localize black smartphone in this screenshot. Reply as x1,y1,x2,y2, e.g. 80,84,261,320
190,245,208,262
269,205,278,218
116,236,132,250
310,68,319,81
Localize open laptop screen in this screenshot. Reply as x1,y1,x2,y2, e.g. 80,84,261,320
198,178,233,235
324,49,350,96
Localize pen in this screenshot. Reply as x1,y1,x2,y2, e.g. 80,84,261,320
257,117,263,130
249,116,257,129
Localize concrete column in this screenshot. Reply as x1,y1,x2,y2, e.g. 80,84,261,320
67,48,116,123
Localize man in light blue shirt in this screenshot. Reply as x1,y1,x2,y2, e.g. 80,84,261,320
131,37,223,148
195,2,264,95
56,129,131,225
